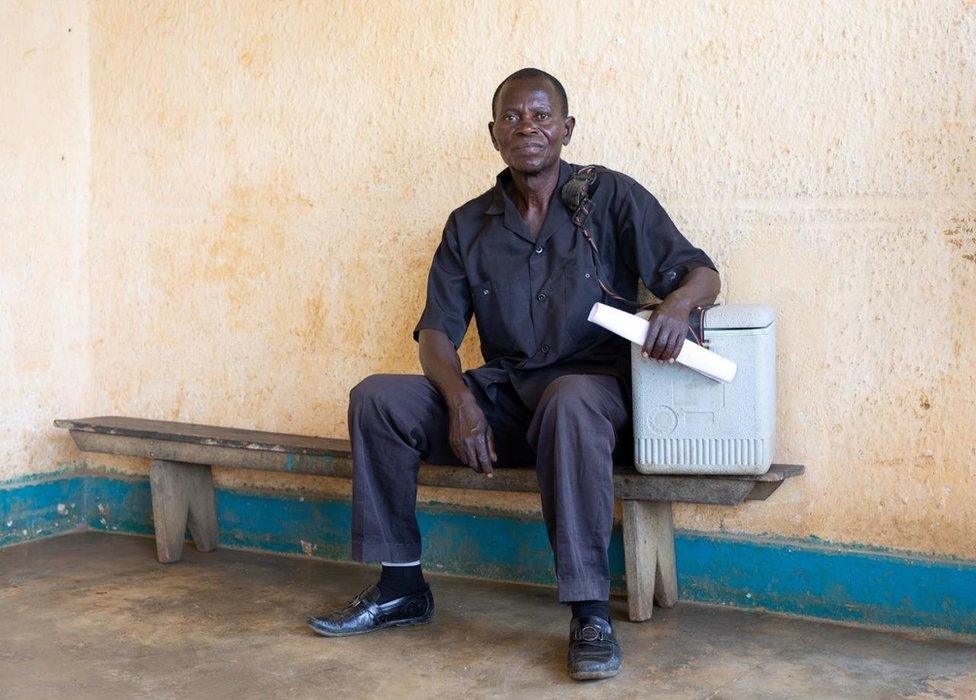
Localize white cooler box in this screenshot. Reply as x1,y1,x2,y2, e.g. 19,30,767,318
631,304,776,475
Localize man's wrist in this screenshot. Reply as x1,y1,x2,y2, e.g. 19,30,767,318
444,386,477,410
661,292,696,316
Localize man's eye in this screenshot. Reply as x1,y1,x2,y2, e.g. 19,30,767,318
537,112,550,120
504,114,518,122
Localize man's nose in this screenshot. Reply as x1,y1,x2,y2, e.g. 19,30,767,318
515,119,539,136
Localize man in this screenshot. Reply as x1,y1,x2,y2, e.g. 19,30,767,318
308,68,720,681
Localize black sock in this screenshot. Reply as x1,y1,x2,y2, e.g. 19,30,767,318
571,600,610,622
376,564,426,602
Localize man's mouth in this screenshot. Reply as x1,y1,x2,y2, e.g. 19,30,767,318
514,143,545,152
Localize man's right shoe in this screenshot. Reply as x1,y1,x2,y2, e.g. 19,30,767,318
307,583,434,637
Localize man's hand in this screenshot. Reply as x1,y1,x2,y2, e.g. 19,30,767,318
418,328,497,478
642,297,693,363
447,394,497,477
641,266,721,363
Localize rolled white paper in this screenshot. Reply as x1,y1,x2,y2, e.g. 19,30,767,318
587,302,737,383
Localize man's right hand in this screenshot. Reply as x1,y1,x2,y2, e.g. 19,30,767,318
417,328,497,478
447,394,497,477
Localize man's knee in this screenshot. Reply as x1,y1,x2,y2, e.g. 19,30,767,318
531,374,629,448
537,375,600,415
349,374,410,414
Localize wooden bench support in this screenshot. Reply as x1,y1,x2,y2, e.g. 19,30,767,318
622,500,678,622
149,459,219,563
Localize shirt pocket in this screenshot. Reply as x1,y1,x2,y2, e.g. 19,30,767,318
470,277,520,357
561,260,607,345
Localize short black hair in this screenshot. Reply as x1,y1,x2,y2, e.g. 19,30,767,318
491,68,568,118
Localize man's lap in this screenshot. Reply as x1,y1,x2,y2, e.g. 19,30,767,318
351,372,631,465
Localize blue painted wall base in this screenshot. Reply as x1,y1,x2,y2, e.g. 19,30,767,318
4,472,976,636
0,474,88,547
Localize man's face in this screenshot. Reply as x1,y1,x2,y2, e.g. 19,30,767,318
489,79,575,176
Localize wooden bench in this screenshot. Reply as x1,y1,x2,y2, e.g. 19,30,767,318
54,416,803,622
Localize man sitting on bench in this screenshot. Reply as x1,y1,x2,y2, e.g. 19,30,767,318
308,68,720,682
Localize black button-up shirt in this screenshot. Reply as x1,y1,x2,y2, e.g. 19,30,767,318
413,160,716,410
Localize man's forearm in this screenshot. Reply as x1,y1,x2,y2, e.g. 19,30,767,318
417,328,476,408
663,266,721,313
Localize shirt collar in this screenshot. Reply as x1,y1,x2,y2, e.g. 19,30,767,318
485,159,575,216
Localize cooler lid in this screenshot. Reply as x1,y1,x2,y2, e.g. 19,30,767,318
701,304,775,330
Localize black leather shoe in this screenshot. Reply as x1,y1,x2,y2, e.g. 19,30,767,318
307,584,433,637
568,615,622,680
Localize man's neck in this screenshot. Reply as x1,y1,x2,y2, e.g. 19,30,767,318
508,162,561,215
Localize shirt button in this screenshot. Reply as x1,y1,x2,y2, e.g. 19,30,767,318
535,247,543,254
537,292,548,302
584,273,591,279
482,289,489,295
541,344,550,353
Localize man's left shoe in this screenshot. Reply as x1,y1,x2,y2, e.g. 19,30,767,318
567,615,622,681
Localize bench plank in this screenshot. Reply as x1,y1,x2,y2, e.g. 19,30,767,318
56,417,803,506
55,416,350,456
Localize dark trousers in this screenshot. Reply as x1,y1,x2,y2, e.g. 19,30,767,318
348,373,630,602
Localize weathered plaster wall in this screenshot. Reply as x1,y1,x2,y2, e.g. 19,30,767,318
81,1,976,557
1,0,91,481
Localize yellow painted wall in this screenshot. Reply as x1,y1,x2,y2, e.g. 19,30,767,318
1,0,91,481
9,1,976,559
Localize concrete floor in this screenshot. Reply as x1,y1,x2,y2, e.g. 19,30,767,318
1,533,975,699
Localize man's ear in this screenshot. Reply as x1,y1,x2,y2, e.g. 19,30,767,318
487,121,500,151
562,116,576,146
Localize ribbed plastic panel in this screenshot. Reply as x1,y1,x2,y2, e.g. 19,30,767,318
635,437,769,471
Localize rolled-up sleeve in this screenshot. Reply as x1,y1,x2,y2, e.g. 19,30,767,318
618,182,716,300
412,216,472,348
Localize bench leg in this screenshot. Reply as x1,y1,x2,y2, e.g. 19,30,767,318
149,459,219,563
621,500,678,622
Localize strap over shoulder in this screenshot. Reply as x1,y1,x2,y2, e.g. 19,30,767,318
560,165,599,213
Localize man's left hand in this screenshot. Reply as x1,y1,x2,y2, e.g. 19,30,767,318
642,298,692,363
